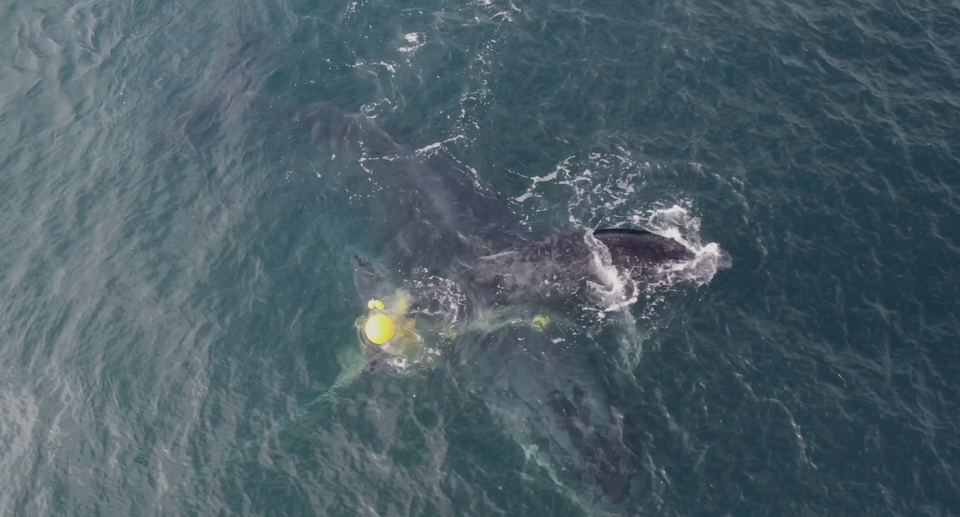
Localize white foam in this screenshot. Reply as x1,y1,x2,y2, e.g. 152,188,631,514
582,232,639,312
514,170,559,202
642,205,727,288
414,135,464,156
399,33,425,53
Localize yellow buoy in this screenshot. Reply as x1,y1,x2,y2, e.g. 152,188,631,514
364,314,396,345
531,314,551,332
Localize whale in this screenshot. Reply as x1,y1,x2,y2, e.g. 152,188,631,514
351,224,724,335
465,227,717,303
178,36,729,512
291,98,729,511
308,97,730,509
186,59,728,507
350,224,725,510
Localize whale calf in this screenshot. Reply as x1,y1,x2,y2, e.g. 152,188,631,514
465,227,721,303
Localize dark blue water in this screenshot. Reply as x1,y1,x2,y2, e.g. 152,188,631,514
1,0,958,515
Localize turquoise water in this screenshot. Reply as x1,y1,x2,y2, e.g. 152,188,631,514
2,0,959,515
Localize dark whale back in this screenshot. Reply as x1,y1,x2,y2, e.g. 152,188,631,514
463,228,699,304
592,228,696,269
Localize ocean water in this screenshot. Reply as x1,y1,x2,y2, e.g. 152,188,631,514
2,0,959,515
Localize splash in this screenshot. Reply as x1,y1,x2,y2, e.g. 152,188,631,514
639,204,730,288
398,33,426,54
583,231,640,313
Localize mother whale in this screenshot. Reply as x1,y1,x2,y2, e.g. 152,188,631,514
179,36,729,514
282,97,731,510
190,85,729,510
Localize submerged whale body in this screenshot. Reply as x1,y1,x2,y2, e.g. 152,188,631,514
545,386,635,503
352,226,726,507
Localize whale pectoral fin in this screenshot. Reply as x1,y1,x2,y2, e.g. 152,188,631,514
599,407,634,503
547,389,587,450
547,386,636,504
547,389,578,418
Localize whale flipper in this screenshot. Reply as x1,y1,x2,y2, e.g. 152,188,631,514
460,325,638,511
546,388,634,503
